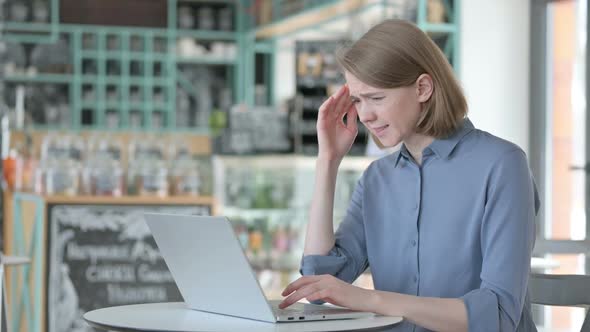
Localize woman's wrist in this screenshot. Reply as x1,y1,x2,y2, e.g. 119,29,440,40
363,289,384,314
316,154,343,169
367,290,402,317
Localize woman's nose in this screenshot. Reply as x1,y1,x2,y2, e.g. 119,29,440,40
357,104,376,123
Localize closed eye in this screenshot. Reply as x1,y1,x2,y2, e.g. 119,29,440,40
371,97,384,101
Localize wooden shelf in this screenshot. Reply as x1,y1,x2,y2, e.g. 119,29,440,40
41,194,215,206
4,191,217,212
254,0,366,39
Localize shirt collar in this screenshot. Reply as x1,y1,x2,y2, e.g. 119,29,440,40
393,144,409,167
393,117,475,167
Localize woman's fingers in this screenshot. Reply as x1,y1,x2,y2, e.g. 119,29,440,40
345,104,358,132
319,85,352,123
281,275,322,296
331,85,350,118
305,289,333,303
319,96,334,112
279,282,323,309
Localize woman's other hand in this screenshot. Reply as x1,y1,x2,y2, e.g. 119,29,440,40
279,275,375,312
316,85,358,163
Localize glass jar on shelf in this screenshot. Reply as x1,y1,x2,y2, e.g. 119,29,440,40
168,139,191,160
43,158,80,196
136,160,169,197
14,153,37,192
12,136,37,192
197,6,214,30
41,133,86,163
82,158,125,196
33,163,45,195
126,159,141,196
93,160,124,196
67,134,85,163
87,134,122,160
194,155,213,196
128,135,165,161
40,133,63,161
170,158,200,196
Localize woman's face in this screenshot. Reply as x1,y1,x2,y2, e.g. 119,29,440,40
345,71,430,147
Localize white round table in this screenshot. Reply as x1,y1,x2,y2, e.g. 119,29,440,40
84,302,403,332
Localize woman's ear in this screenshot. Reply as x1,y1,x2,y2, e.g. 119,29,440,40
416,74,434,103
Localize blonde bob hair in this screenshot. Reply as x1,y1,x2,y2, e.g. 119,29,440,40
336,19,467,139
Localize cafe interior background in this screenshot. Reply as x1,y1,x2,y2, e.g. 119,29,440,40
0,0,588,331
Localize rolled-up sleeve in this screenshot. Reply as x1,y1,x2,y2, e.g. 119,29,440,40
300,172,369,284
461,149,538,331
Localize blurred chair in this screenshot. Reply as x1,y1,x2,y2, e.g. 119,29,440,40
0,262,7,332
529,273,590,332
0,254,30,332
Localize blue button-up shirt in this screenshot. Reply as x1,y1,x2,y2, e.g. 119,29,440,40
301,118,539,331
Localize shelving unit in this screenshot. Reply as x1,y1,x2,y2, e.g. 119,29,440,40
0,0,247,131
1,0,460,131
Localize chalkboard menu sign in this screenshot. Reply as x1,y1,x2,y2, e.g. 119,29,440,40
47,204,211,332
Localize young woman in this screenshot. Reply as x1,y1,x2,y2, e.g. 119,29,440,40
279,19,539,332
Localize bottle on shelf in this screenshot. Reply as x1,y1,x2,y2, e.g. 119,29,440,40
136,159,169,197
37,134,84,196
196,6,214,30
14,134,37,192
8,0,29,22
128,136,169,197
82,135,124,196
42,158,80,196
86,158,124,196
178,6,194,29
217,6,233,31
2,148,17,191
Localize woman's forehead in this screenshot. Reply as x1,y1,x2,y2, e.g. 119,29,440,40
344,72,382,94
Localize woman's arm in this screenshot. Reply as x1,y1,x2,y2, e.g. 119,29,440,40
305,85,357,255
280,274,467,332
373,291,468,332
303,158,339,255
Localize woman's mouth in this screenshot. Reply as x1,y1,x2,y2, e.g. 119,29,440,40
372,125,389,137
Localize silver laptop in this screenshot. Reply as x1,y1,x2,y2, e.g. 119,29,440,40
144,213,373,323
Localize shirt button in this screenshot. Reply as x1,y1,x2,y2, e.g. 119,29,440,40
413,276,418,283
411,240,417,247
